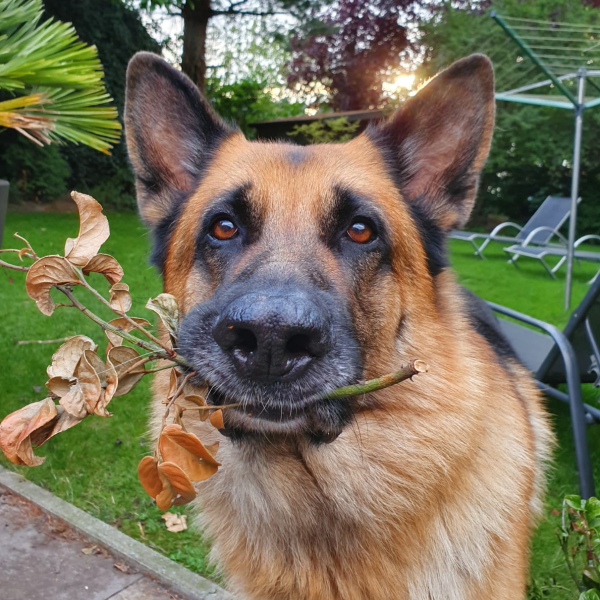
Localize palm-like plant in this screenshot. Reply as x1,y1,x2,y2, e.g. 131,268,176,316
0,0,121,154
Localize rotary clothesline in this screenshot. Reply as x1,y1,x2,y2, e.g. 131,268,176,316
474,13,600,309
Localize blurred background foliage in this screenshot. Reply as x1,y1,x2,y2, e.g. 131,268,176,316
0,0,160,209
0,0,600,235
419,0,600,234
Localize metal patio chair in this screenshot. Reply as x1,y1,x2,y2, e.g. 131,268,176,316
503,234,600,280
487,277,600,498
451,196,572,259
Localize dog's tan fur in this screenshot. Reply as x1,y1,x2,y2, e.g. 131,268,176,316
126,52,554,600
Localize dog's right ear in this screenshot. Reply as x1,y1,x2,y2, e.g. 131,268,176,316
125,52,234,227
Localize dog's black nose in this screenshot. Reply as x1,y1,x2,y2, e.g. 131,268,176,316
212,290,332,384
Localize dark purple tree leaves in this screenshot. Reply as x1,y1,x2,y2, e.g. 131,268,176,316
288,0,415,111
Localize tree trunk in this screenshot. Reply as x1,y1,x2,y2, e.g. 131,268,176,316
181,0,211,91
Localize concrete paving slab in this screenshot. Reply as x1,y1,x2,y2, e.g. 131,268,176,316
0,466,234,600
109,577,184,599
0,488,143,600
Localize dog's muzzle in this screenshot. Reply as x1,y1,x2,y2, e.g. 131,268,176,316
212,290,332,384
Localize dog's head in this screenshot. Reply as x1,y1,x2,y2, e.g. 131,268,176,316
125,53,494,443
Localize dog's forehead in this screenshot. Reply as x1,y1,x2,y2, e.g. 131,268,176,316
189,133,398,220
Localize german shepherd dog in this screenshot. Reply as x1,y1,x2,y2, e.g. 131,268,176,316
124,52,553,599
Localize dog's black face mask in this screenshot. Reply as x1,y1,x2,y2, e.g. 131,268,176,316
178,276,362,442
173,182,396,443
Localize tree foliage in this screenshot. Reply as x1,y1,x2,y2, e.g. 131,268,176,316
206,78,304,137
0,0,161,209
289,117,359,144
134,0,320,90
288,0,414,111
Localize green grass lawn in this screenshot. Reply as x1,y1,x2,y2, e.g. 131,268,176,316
1,211,599,597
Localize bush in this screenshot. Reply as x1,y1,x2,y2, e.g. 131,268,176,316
289,117,360,144
207,78,305,138
0,133,70,203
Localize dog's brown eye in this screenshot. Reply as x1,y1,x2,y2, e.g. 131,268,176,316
211,219,238,241
347,221,375,244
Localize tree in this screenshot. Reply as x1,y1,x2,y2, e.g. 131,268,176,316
287,0,415,111
0,0,120,153
207,78,304,137
137,0,317,91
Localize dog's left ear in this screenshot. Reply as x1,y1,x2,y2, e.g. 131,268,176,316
371,54,495,230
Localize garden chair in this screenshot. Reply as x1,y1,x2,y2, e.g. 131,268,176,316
503,234,600,280
486,277,600,498
450,196,572,259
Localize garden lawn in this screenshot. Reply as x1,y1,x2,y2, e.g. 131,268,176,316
1,211,599,598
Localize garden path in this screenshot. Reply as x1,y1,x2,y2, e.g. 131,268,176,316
0,486,188,600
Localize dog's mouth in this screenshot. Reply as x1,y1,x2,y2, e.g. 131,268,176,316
204,385,352,443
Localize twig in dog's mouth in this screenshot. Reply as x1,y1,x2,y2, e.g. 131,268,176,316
319,359,428,400
203,359,429,415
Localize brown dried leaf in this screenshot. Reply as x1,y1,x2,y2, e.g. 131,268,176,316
17,248,30,260
204,441,220,456
173,405,184,427
166,368,180,405
82,254,123,285
138,456,163,498
64,191,110,267
46,376,77,397
83,350,117,417
104,317,151,347
138,457,197,511
47,371,85,420
25,256,80,316
159,424,220,482
156,462,196,511
209,410,224,430
27,405,83,451
146,294,179,339
58,385,87,420
183,395,206,407
183,394,209,421
47,335,97,379
107,346,145,397
109,283,132,313
161,512,187,533
0,398,57,466
75,350,102,415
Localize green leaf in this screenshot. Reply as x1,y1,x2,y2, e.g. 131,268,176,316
585,497,600,530
580,590,600,600
0,0,121,153
565,495,585,511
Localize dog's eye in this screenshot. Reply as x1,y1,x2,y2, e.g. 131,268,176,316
347,221,375,244
210,218,238,241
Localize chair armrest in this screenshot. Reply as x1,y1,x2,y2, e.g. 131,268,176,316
521,226,568,247
489,222,522,237
575,235,600,248
488,300,583,386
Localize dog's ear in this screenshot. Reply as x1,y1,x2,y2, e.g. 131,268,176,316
371,54,495,230
125,52,234,227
